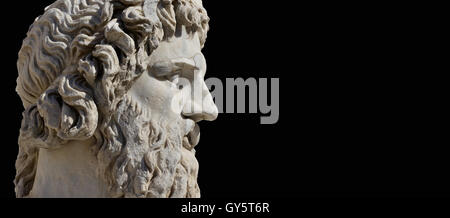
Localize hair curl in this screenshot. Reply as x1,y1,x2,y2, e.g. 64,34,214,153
15,0,209,198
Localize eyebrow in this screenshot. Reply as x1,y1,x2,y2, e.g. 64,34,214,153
150,57,202,77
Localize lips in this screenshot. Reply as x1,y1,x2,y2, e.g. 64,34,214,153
183,123,200,150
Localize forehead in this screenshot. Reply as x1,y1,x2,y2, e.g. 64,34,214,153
149,28,202,63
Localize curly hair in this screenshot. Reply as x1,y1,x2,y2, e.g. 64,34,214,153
15,0,209,197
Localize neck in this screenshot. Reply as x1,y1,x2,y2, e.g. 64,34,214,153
29,139,109,198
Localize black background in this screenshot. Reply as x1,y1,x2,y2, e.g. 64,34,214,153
0,1,448,201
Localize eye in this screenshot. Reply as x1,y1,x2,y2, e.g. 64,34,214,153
165,73,179,84
165,72,184,90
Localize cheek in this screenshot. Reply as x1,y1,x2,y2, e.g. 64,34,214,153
147,78,179,116
129,73,181,117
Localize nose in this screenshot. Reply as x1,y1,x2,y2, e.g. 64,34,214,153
182,81,218,122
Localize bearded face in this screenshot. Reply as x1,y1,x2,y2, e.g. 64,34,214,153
14,0,215,198
98,27,218,198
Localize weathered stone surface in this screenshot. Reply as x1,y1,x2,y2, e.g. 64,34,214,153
15,0,217,198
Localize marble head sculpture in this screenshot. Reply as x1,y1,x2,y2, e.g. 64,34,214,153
15,0,218,198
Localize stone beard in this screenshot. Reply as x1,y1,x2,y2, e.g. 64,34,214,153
14,0,218,198
107,94,201,198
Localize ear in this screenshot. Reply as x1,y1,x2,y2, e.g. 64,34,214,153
37,74,98,141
